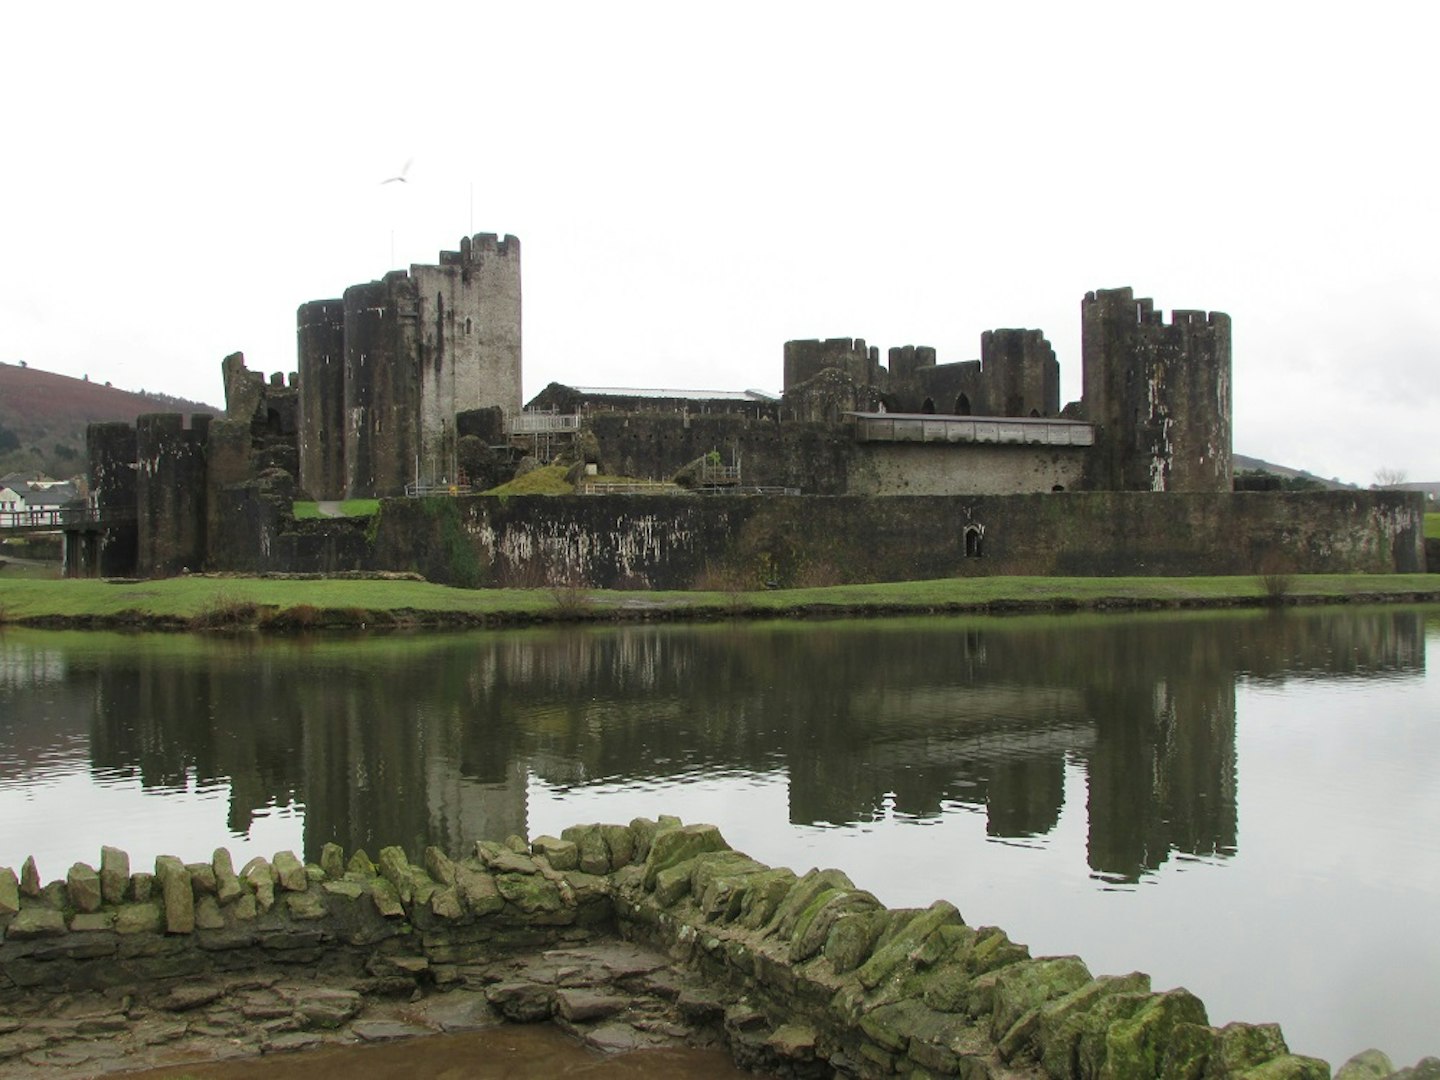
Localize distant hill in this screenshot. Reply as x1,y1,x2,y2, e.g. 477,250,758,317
1232,454,1356,491
0,362,219,480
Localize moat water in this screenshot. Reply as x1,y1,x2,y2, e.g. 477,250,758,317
2,608,1438,1069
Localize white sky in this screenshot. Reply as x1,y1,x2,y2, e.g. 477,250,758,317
2,1,1436,485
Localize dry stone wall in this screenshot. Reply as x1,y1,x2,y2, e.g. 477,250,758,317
8,820,1430,1079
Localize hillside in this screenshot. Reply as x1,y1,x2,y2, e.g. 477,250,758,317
0,362,218,479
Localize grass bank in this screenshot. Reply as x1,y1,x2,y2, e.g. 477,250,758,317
2,573,1438,632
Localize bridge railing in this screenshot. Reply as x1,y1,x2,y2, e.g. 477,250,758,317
0,505,134,531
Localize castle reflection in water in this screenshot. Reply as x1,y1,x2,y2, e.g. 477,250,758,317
0,608,1427,884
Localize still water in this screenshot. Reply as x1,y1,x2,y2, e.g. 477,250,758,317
2,608,1438,1068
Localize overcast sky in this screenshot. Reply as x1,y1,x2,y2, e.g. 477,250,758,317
3,2,1435,485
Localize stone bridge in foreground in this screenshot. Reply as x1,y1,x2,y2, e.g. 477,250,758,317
0,819,1432,1079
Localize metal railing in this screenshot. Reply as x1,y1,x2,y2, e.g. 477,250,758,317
404,482,475,498
0,505,133,532
505,412,582,435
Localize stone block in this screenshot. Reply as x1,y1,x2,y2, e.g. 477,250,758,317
272,851,307,892
99,847,130,905
320,843,345,880
533,836,579,871
65,863,103,914
424,846,457,886
857,900,963,991
114,902,164,935
1335,1050,1395,1080
641,824,729,890
0,867,18,916
5,906,67,938
154,856,195,934
19,856,40,898
186,862,217,895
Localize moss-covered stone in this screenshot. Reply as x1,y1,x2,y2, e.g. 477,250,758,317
376,847,415,903
0,866,19,916
988,956,1093,1042
653,861,696,907
193,895,225,930
285,889,329,921
598,824,635,868
154,856,195,934
642,824,730,890
856,900,964,990
5,906,67,938
1233,1055,1332,1080
769,867,855,940
790,888,883,963
1335,1049,1395,1080
1211,1022,1292,1076
495,872,564,914
455,866,504,916
213,849,243,904
1099,989,1209,1080
273,851,307,892
629,817,660,862
968,926,1030,975
736,867,799,930
424,847,456,887
20,855,40,898
65,862,102,913
99,846,130,905
114,901,163,935
476,841,539,876
320,843,345,881
825,907,891,973
1160,1021,1218,1080
186,862,217,895
531,836,579,871
1035,973,1152,1080
347,849,376,877
368,879,405,918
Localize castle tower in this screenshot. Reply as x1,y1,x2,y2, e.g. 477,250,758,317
299,233,523,499
1081,287,1232,492
980,329,1060,417
297,300,346,500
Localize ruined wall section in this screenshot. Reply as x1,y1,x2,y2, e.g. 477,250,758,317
412,233,523,488
981,329,1061,417
783,337,883,393
81,422,139,577
343,272,422,498
297,300,346,500
135,414,209,577
1081,288,1232,492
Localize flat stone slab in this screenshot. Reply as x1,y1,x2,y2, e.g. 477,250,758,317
351,1019,434,1043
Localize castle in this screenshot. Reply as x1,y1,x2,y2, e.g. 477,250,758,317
65,234,1424,583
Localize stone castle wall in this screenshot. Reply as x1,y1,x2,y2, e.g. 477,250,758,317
0,819,1342,1079
361,490,1425,589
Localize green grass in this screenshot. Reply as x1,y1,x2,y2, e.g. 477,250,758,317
1,573,1437,629
481,464,574,496
291,499,381,519
1426,512,1440,540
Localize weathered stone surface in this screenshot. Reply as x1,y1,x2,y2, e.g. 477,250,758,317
856,900,964,990
424,846,457,886
272,851,307,892
99,846,130,905
186,862,217,895
320,843,345,880
66,862,103,913
578,828,611,876
1100,988,1209,1079
1335,1049,1394,1080
69,911,116,932
736,867,798,930
599,824,635,869
351,1019,434,1042
297,987,362,1028
496,872,565,915
532,836,579,871
1036,973,1152,1080
555,988,628,1022
1234,1054,1333,1080
1389,1057,1440,1080
0,867,18,916
5,906,67,938
192,898,226,933
19,856,40,898
454,865,504,916
629,817,661,863
790,888,883,963
347,849,376,877
653,862,696,908
242,859,275,914
211,849,242,906
154,856,194,934
285,889,329,920
988,955,1094,1042
486,980,555,1022
430,886,464,920
642,824,729,889
323,879,365,901
689,851,768,920
1211,1022,1293,1075
767,1023,818,1060
476,841,539,876
163,983,225,1011
825,907,891,974
114,901,164,935
368,879,405,918
131,871,155,902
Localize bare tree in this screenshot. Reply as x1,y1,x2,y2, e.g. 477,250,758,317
1373,466,1409,489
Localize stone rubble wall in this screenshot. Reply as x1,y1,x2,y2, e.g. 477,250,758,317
3,821,1436,1080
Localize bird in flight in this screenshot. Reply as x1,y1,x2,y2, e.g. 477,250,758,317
381,158,413,185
